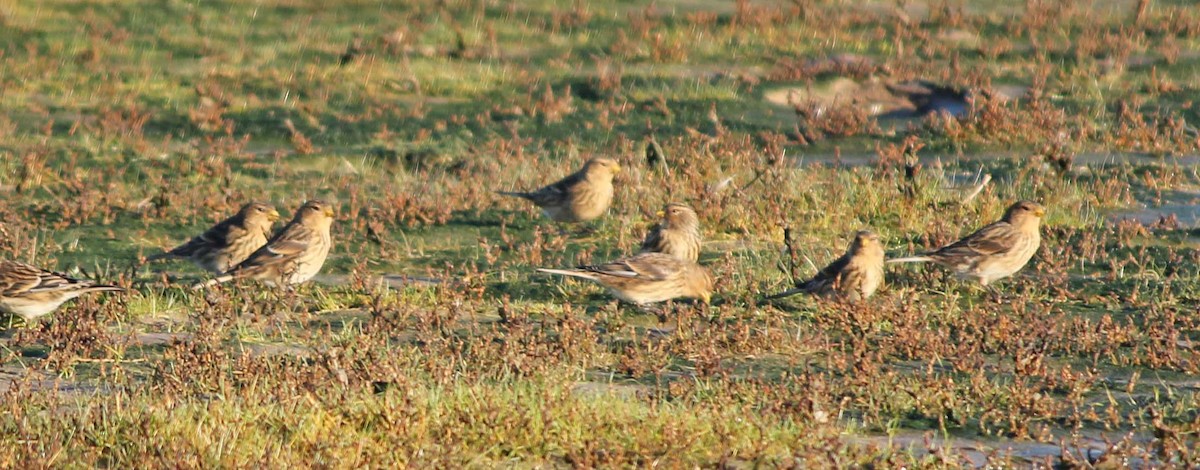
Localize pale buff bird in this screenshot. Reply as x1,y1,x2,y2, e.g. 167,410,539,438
498,158,621,223
888,201,1045,285
0,260,123,322
639,203,702,263
537,252,713,305
148,202,280,274
194,200,334,289
766,230,885,302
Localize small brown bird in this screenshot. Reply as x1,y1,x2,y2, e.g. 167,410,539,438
0,260,123,323
537,252,713,305
640,203,702,262
498,158,621,223
767,230,885,302
148,202,280,274
888,201,1045,285
194,200,335,289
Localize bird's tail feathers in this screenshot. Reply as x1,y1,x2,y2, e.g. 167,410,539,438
496,190,530,199
192,275,233,291
763,286,807,301
536,268,599,282
84,285,126,294
887,256,933,264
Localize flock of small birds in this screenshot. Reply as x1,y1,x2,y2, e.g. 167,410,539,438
497,157,1044,307
0,156,1047,325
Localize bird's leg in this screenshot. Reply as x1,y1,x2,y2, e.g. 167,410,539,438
654,301,697,324
285,286,305,315
964,281,1001,304
984,283,1004,303
644,304,668,323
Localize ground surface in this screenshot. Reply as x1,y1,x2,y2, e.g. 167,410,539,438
0,0,1199,467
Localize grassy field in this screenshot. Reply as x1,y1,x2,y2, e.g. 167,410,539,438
1,0,1199,466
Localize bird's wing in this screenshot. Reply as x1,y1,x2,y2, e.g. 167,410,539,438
233,226,311,270
586,254,678,281
639,225,664,252
803,253,851,288
169,218,240,256
0,262,44,295
263,239,309,257
522,171,583,205
213,220,251,246
934,221,1019,258
0,262,90,295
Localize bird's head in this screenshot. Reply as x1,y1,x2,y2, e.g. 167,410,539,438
583,158,622,179
657,203,699,230
241,202,281,224
850,230,883,253
294,200,336,227
1003,200,1046,225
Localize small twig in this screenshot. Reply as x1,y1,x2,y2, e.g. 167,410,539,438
739,169,766,192
802,254,818,273
71,357,147,364
960,173,991,205
782,226,801,281
708,176,735,195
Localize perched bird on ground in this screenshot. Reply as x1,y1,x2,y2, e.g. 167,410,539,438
537,252,713,305
147,202,280,274
888,201,1045,285
766,230,885,302
0,260,123,323
497,158,621,223
193,200,335,289
640,203,702,263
